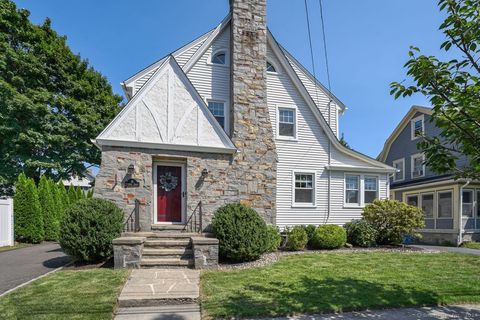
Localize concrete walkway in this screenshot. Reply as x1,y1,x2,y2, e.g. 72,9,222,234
0,242,70,295
412,245,480,255
115,269,200,320
257,304,480,319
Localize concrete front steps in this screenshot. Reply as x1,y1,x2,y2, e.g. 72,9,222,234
115,304,200,320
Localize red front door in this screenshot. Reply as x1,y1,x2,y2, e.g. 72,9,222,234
157,165,183,222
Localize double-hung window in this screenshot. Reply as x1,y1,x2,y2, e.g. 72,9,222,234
294,173,315,205
392,158,405,182
462,190,474,217
345,175,360,205
411,153,425,178
364,176,378,204
278,107,296,138
207,101,226,131
411,115,424,140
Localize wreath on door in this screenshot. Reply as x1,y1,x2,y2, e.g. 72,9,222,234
158,171,178,192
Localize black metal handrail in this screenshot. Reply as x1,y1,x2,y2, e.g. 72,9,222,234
183,201,202,233
123,199,140,232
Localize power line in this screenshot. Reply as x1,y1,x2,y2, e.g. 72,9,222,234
318,0,332,94
304,0,319,105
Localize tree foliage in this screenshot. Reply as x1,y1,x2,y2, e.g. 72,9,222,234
0,0,122,194
391,0,480,179
38,175,58,240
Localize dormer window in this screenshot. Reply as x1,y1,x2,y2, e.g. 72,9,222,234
266,61,277,73
411,115,424,140
211,51,226,65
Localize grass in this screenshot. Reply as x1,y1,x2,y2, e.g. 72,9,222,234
0,268,128,319
0,242,33,252
462,242,480,250
201,252,480,318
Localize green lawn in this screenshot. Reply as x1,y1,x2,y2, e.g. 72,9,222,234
0,242,33,252
201,252,480,318
0,269,128,320
463,242,480,250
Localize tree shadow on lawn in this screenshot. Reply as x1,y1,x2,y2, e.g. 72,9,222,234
208,276,441,318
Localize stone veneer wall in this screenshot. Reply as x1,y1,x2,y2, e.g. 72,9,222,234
228,0,277,223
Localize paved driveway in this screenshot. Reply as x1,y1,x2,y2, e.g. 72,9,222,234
412,245,480,255
0,242,70,295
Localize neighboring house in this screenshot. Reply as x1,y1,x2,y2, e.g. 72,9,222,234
378,105,478,245
93,0,395,233
63,170,95,190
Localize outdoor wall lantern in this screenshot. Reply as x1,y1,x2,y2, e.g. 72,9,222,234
127,164,135,175
201,168,209,178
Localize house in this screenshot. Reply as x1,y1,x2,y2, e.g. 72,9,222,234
62,169,95,190
378,105,479,245
94,0,395,268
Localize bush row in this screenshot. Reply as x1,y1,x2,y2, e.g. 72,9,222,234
285,224,347,251
13,173,93,243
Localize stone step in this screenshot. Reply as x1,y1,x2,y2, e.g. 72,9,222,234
144,239,191,247
151,224,186,232
123,232,199,239
142,248,193,257
115,304,200,320
139,258,193,268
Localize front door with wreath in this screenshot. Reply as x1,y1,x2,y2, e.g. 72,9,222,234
156,165,182,223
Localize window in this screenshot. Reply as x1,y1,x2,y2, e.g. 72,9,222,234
207,101,226,130
345,175,360,205
477,190,480,217
392,158,405,182
421,194,434,218
411,115,424,140
411,153,425,178
407,195,419,207
266,61,276,73
278,107,296,138
364,176,378,203
438,191,453,218
294,173,314,205
211,51,226,65
462,190,474,217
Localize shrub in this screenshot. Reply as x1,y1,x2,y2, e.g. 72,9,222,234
303,224,317,247
60,198,123,262
311,225,347,249
362,199,425,245
14,173,44,243
344,220,377,247
265,225,282,252
39,176,59,241
212,203,269,262
285,226,308,251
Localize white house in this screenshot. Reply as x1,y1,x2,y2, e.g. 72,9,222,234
94,0,395,235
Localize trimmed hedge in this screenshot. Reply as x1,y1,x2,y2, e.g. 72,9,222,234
265,225,282,252
212,203,269,262
59,198,123,262
344,220,377,247
285,226,308,251
311,225,347,249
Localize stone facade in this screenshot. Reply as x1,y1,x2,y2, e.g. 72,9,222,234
191,237,219,269
112,237,145,269
229,0,277,223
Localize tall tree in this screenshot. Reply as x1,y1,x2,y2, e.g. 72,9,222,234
0,0,122,194
38,175,58,240
391,0,480,179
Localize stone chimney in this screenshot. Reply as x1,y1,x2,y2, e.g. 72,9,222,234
229,0,277,223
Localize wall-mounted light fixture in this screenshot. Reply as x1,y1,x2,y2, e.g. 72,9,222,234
127,164,135,175
201,168,209,178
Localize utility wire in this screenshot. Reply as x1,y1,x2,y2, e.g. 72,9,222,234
304,0,319,105
318,0,332,94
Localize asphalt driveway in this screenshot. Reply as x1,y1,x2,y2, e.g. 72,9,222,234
412,244,480,255
0,242,70,295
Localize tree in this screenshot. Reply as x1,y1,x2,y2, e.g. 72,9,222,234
391,0,480,180
38,175,58,240
13,173,44,243
0,1,122,195
339,133,351,149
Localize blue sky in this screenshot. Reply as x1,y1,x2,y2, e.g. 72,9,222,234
14,0,446,158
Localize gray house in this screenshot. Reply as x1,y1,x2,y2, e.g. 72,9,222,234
378,106,478,245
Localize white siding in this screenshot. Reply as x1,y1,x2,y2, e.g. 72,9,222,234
267,43,389,229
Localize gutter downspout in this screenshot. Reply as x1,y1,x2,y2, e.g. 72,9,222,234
326,101,332,224
458,179,471,246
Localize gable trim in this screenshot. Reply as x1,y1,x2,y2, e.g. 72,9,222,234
377,105,433,162
267,31,394,172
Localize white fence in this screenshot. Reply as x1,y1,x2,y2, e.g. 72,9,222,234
0,198,13,247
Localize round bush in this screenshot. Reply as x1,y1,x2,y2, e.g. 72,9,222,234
302,224,317,247
265,225,282,252
59,198,123,262
311,225,347,249
212,203,269,262
285,226,308,251
344,220,377,247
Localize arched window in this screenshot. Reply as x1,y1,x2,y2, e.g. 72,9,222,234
266,61,277,73
211,51,226,65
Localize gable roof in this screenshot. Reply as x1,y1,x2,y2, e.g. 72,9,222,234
95,56,236,154
377,105,433,162
267,31,395,172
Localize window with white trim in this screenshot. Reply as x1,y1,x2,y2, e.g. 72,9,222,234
294,173,314,205
278,107,296,138
207,101,226,130
438,191,453,218
411,115,424,140
421,193,434,218
462,190,474,217
392,158,405,182
411,153,425,178
211,51,226,65
266,61,276,73
364,176,378,203
345,175,360,205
